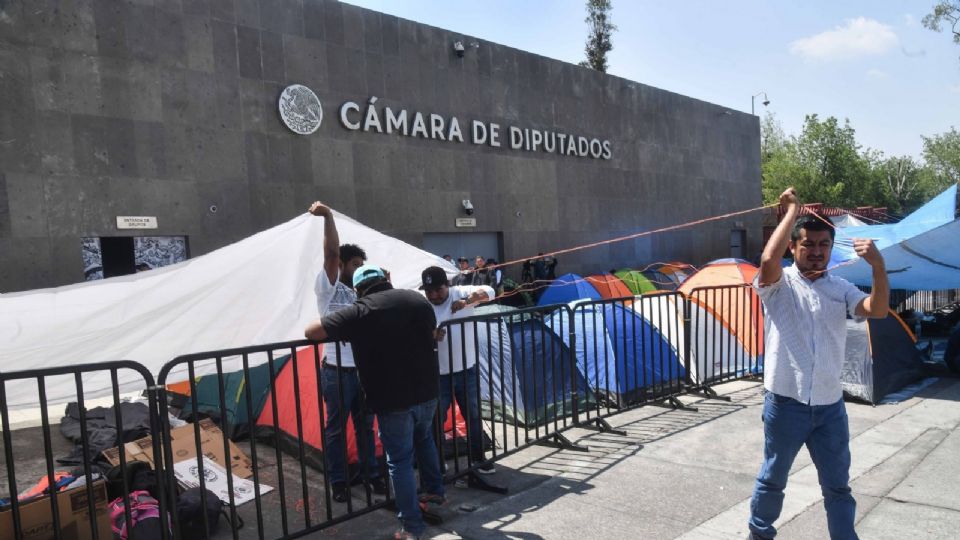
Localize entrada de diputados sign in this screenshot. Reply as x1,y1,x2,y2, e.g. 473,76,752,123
278,85,612,160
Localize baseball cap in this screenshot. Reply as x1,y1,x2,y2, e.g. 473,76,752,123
419,266,449,290
352,264,386,289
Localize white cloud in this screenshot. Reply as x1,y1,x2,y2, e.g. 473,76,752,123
904,14,916,27
789,17,899,62
866,68,889,80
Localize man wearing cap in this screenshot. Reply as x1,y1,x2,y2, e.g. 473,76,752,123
420,266,496,475
308,201,384,502
305,265,444,540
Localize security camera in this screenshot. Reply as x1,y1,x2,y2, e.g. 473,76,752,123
763,99,770,106
209,204,218,214
462,199,474,215
453,41,465,58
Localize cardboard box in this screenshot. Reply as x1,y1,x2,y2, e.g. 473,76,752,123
0,480,111,540
103,418,253,479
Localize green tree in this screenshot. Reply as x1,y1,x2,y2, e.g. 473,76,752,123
579,0,616,72
876,156,931,214
762,114,883,208
922,2,960,60
922,127,960,184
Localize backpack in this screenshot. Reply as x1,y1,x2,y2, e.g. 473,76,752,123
177,487,243,539
109,490,170,540
106,461,159,501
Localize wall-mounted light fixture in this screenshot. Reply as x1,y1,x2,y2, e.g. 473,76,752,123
453,40,479,58
462,199,474,215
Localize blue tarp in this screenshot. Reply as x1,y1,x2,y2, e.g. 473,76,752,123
831,185,960,290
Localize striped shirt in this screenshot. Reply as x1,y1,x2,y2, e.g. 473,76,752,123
754,264,868,405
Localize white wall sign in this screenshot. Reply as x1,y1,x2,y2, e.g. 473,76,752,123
116,216,158,229
278,86,612,159
455,218,477,228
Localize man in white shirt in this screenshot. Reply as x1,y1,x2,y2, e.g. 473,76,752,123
747,188,888,540
309,201,385,502
420,265,496,474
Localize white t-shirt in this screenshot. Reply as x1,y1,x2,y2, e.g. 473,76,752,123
431,285,496,375
315,270,358,368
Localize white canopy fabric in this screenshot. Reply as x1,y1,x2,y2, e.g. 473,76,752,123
830,214,868,228
0,210,455,408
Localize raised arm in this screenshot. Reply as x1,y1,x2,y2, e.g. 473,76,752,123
759,187,800,286
309,201,339,286
854,240,889,318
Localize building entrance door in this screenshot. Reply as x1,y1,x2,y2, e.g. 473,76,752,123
422,232,502,263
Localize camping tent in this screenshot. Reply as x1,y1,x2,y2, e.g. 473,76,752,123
842,312,926,404
473,309,591,427
551,298,685,406
585,274,634,300
651,262,696,289
537,273,601,306
679,259,764,384
613,269,658,295
0,211,452,408
171,344,467,470
831,184,960,290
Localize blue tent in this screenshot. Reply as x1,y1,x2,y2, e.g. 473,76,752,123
550,299,686,406
832,185,960,290
537,273,601,306
473,310,593,427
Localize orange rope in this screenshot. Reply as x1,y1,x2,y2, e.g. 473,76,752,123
474,202,777,275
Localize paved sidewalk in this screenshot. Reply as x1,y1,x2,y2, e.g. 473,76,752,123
396,378,960,540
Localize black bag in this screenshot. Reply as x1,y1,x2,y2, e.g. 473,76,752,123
106,461,159,501
177,487,243,538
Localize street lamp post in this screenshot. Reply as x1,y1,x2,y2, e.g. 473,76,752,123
752,91,770,115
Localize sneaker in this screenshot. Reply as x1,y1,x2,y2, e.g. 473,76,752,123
331,482,349,503
419,493,447,511
474,461,496,475
369,477,388,495
394,528,420,540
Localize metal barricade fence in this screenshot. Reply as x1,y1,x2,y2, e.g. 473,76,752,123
1,361,166,540
156,339,390,539
685,284,764,389
1,284,768,539
435,302,588,486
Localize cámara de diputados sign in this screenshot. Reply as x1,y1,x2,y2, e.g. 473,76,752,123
278,85,612,160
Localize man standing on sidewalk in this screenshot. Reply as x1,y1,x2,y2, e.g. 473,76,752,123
748,187,889,540
420,265,496,475
305,265,444,540
308,201,385,502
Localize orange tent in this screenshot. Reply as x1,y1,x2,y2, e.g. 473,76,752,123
586,273,634,300
679,259,764,384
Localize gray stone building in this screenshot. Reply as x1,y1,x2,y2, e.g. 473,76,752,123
0,0,761,293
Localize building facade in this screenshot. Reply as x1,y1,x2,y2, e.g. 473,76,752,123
0,0,761,293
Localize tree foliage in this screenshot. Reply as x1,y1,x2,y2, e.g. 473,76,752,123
922,1,960,60
760,114,957,215
580,0,616,72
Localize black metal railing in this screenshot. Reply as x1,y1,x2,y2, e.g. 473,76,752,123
1,361,166,540
2,284,772,539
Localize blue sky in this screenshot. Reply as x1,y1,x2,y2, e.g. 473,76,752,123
345,0,960,160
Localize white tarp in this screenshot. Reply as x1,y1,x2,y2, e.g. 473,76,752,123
0,210,454,408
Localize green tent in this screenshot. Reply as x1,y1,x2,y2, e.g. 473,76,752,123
613,269,658,295
172,354,290,439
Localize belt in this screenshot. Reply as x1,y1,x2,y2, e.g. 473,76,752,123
322,358,358,372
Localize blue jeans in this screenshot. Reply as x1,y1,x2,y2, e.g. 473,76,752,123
439,366,485,461
321,366,379,485
748,393,858,539
377,399,445,536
